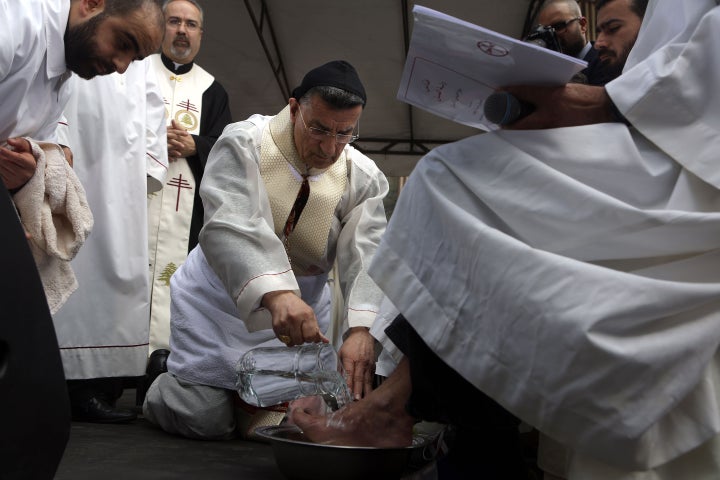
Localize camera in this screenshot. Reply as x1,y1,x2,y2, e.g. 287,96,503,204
524,25,563,53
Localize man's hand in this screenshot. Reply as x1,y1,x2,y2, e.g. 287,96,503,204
262,290,330,346
501,83,616,130
166,119,197,160
338,327,375,400
0,138,37,190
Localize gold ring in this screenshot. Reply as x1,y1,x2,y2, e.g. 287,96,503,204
278,335,291,345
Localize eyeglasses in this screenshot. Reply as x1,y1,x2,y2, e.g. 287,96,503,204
297,108,359,145
545,17,581,33
166,17,202,32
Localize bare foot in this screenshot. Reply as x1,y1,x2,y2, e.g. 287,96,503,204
286,395,327,425
290,358,415,447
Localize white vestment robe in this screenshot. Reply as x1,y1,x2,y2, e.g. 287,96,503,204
167,108,389,389
370,1,720,478
146,54,217,353
54,59,168,378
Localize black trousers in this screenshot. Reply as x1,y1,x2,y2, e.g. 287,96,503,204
386,315,529,480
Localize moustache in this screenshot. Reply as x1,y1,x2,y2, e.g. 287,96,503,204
597,49,616,61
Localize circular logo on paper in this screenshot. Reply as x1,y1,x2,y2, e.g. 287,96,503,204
477,41,509,57
174,110,199,131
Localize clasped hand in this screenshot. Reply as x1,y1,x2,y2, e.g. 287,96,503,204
167,119,197,160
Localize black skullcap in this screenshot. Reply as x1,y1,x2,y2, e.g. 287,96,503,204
291,60,367,105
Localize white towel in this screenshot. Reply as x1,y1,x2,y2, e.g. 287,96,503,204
12,139,93,314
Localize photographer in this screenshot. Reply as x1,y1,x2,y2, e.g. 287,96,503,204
530,0,611,84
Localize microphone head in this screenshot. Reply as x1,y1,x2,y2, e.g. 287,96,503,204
483,92,526,125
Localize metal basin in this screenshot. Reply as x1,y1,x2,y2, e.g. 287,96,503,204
255,425,434,480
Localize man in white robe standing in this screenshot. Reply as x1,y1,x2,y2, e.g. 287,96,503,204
0,0,165,450
146,0,232,365
55,59,169,423
293,1,720,479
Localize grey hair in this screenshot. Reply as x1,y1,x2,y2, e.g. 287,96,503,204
298,86,366,109
162,0,204,24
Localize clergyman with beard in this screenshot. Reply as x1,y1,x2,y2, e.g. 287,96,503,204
0,0,163,192
141,0,232,405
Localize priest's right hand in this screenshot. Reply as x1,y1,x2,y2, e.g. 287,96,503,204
262,290,330,347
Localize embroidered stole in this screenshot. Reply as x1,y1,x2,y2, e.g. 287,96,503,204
260,106,347,276
147,54,214,352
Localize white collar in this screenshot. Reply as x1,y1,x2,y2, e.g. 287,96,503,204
578,42,593,60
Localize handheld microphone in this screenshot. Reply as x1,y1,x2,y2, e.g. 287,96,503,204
483,92,535,126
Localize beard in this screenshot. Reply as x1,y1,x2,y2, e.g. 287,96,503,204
598,36,637,82
599,54,625,82
561,35,586,58
64,15,114,79
168,35,193,61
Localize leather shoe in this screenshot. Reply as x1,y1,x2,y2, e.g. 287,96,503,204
71,396,137,424
147,349,170,382
135,349,170,406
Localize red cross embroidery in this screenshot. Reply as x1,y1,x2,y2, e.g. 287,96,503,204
167,174,193,211
176,99,199,113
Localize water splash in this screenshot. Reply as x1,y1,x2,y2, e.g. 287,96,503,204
312,370,352,411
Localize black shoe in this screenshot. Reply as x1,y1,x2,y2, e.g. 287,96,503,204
71,396,137,424
135,349,170,407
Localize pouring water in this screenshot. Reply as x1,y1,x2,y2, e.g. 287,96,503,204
236,343,351,410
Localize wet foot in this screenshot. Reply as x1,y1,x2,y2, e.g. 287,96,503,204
290,359,415,447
